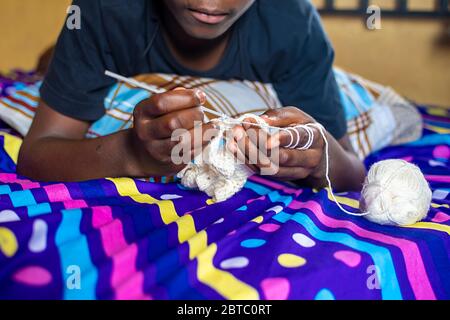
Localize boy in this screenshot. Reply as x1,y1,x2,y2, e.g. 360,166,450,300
18,0,366,190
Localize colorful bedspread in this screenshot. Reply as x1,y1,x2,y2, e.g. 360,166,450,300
0,106,449,300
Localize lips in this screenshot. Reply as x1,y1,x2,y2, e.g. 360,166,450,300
188,8,229,25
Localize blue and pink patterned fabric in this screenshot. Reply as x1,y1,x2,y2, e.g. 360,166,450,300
0,72,449,300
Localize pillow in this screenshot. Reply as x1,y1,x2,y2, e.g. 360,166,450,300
0,69,422,159
334,67,422,158
87,73,282,138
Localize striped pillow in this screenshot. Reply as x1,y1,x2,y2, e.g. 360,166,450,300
0,70,422,160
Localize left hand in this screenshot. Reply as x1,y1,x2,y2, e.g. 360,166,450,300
227,107,326,181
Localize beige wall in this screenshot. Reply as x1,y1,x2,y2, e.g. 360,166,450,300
0,0,448,105
0,0,70,71
322,17,450,106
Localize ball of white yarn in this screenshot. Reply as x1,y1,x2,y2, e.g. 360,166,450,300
360,159,432,226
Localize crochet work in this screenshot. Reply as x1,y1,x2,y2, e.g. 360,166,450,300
177,114,268,202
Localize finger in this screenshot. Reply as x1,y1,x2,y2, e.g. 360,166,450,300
137,88,206,117
270,166,312,180
141,138,188,170
278,148,323,168
226,139,259,173
144,138,194,169
148,121,218,165
241,115,258,130
239,125,272,151
277,126,324,150
234,126,282,175
148,107,205,139
232,118,280,151
235,127,275,171
156,121,217,152
261,107,314,127
188,122,219,157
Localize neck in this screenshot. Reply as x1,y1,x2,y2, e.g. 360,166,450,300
160,8,231,72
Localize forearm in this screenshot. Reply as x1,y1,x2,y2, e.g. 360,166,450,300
321,132,366,191
301,131,365,191
17,129,143,182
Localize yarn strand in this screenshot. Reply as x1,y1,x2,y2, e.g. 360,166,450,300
104,70,430,226
311,123,370,217
213,114,370,217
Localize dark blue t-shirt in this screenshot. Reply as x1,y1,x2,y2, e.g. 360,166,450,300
40,0,347,139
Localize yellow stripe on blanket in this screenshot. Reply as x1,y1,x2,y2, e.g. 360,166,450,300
326,188,360,208
197,243,259,300
107,177,253,298
0,132,22,164
403,222,450,235
424,124,450,134
107,177,179,224
431,203,449,209
107,177,200,244
187,230,208,260
426,107,448,117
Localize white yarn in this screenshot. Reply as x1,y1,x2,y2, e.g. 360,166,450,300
360,159,432,226
177,113,332,203
103,71,432,226
177,113,432,226
177,116,255,202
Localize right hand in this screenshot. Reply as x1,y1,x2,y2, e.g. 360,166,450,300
130,88,213,177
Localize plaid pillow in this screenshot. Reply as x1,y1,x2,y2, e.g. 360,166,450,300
0,70,422,161
87,73,282,138
335,68,422,159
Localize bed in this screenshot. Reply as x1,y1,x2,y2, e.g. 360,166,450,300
0,71,448,300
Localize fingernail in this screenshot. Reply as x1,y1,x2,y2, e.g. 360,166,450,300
173,87,186,91
280,152,288,163
194,89,206,105
262,114,277,119
227,141,237,153
234,128,244,141
268,137,280,149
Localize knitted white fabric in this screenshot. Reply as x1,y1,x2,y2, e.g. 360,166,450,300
177,114,263,202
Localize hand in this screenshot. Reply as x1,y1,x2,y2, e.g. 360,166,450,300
228,107,326,181
130,88,213,176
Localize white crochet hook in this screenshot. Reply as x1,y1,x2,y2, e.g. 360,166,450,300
104,70,225,118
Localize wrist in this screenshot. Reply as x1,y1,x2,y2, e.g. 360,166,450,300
122,129,148,177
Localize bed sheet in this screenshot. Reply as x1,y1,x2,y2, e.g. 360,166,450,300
0,104,449,300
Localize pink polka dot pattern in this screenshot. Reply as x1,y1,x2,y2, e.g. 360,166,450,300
333,250,362,268
247,196,266,204
259,223,280,232
401,156,413,162
260,278,290,300
433,145,450,159
13,266,52,286
432,212,450,223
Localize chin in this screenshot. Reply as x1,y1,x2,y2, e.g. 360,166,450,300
179,17,232,40
185,27,226,40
